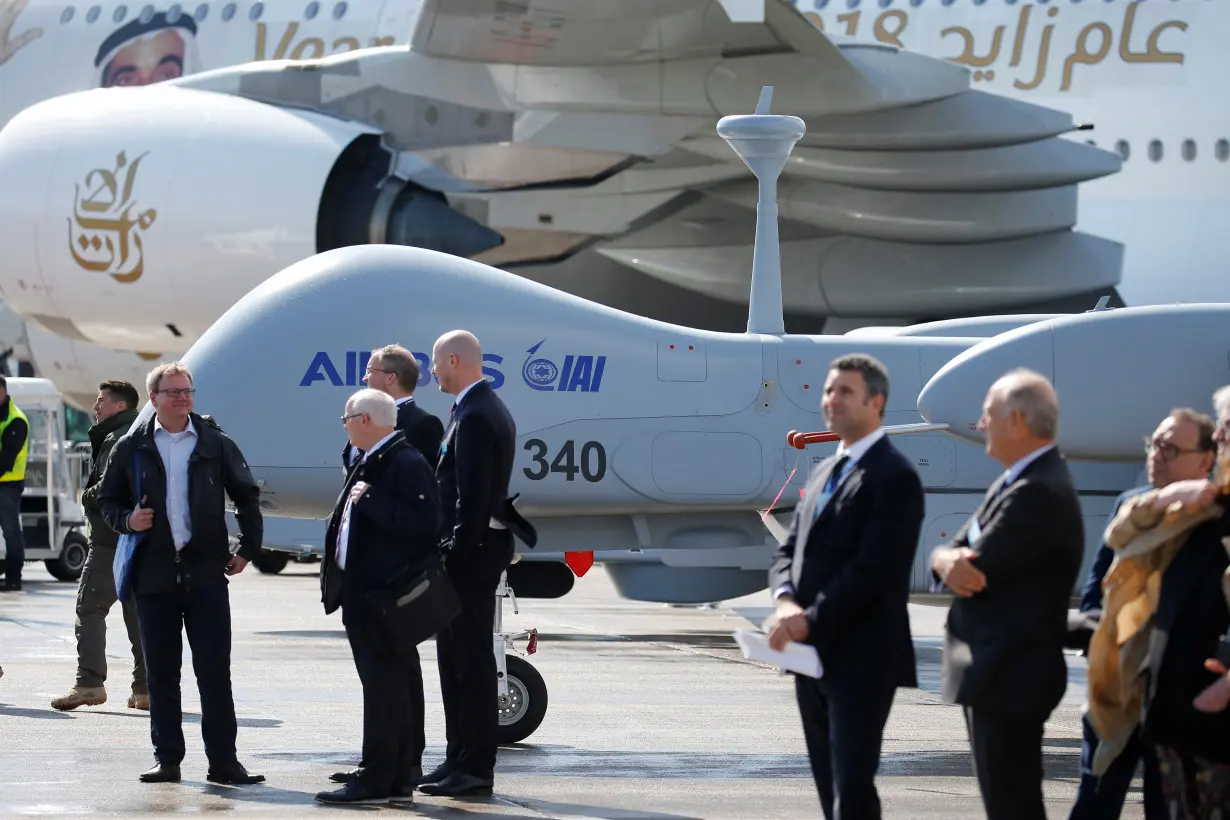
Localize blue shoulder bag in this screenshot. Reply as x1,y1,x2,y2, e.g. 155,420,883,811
112,450,143,602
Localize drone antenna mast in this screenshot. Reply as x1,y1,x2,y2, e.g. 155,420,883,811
716,86,806,335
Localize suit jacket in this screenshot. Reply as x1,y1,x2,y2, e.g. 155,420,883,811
1078,485,1152,614
768,435,925,691
343,398,445,471
1140,509,1230,763
320,432,441,615
437,380,527,574
939,447,1084,715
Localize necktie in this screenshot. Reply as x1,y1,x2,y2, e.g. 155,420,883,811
792,455,850,587
448,403,457,425
812,455,849,522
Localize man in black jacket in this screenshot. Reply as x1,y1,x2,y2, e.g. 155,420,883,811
97,362,265,786
0,375,29,592
330,344,444,788
765,354,924,820
52,380,148,712
419,330,518,798
316,388,442,806
931,369,1084,820
346,344,444,469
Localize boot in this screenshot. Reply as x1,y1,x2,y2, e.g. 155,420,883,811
51,685,107,711
128,692,150,710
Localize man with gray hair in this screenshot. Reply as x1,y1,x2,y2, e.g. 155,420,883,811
317,388,441,806
930,368,1084,820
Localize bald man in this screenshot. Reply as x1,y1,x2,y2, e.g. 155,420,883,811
420,330,518,797
930,368,1084,820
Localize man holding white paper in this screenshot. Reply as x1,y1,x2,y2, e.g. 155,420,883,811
765,354,925,820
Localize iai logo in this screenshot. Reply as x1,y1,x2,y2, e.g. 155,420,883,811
521,339,607,393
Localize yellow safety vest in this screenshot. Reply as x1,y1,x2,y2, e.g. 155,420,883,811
0,401,28,482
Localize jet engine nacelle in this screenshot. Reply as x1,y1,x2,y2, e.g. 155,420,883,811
0,86,501,355
918,304,1230,460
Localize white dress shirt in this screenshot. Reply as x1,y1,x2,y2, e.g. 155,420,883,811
999,443,1056,489
336,430,397,570
451,378,484,417
153,417,198,551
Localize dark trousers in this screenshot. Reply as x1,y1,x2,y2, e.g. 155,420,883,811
76,544,146,692
342,604,422,793
964,706,1047,820
795,674,896,820
437,530,514,780
1069,714,1164,820
136,582,239,768
0,481,24,583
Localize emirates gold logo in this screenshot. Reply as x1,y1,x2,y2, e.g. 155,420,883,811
68,151,157,283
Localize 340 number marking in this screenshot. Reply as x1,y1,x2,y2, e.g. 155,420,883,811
524,439,607,483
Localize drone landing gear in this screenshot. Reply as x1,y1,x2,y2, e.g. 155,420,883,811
493,571,547,744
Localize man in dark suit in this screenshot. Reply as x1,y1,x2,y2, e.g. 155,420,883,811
930,368,1084,820
419,329,518,798
96,362,265,785
331,344,444,789
315,389,441,806
344,344,445,469
765,353,925,820
1067,409,1214,820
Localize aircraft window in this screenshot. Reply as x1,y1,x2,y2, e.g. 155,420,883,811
221,2,235,20
332,0,347,18
942,0,956,7
1148,140,1163,163
424,104,439,125
973,0,986,6
194,3,207,21
1216,139,1230,163
475,111,490,128
166,3,182,22
60,6,74,22
815,0,829,8
305,1,319,18
112,5,126,22
878,0,892,8
910,0,923,6
139,5,154,24
1182,139,1196,162
86,4,100,21
1115,140,1130,161
249,1,263,20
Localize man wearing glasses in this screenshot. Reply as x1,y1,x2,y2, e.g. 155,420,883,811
98,362,266,786
1068,408,1216,820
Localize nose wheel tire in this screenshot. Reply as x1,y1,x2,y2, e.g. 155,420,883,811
496,655,547,745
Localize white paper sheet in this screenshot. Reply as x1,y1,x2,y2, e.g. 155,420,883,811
733,629,823,678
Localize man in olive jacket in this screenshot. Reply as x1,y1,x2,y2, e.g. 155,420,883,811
51,381,147,712
97,362,265,786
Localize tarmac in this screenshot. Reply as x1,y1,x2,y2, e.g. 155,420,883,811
0,560,1149,819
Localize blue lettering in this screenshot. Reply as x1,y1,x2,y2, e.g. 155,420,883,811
566,356,593,392
591,356,606,391
558,355,574,392
299,352,344,387
412,351,431,387
300,350,505,388
483,354,504,390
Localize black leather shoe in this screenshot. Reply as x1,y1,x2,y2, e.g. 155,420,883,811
206,762,265,785
0,582,21,592
139,762,181,783
417,772,493,797
329,767,360,784
390,783,415,803
419,762,452,786
315,781,390,805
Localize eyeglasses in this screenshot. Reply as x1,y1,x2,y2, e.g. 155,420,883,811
158,388,195,398
341,412,365,424
1144,436,1205,461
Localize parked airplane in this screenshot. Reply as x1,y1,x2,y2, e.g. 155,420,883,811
0,0,1225,409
